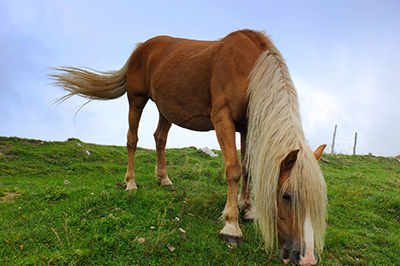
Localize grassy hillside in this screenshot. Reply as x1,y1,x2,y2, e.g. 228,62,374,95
0,136,399,265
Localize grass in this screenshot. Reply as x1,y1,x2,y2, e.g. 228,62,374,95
0,136,399,265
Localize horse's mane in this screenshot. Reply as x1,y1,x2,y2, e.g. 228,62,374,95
246,33,327,254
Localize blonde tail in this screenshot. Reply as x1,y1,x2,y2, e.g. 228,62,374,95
50,58,130,103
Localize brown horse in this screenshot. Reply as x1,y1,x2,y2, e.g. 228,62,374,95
50,29,327,265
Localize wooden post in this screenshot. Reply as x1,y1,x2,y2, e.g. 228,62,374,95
353,132,358,155
331,125,337,154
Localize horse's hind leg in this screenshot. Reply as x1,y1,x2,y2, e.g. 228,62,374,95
125,97,148,191
154,111,173,187
238,132,254,221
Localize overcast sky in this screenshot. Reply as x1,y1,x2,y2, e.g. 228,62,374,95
1,0,399,156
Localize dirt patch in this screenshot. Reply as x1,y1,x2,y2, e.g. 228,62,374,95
20,139,44,146
0,145,14,156
1,192,21,202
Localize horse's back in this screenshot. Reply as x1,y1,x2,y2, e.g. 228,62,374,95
127,30,268,131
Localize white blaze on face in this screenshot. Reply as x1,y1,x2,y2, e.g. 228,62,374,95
300,213,317,265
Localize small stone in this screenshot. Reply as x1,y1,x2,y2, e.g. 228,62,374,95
167,244,175,252
108,214,118,219
200,147,218,157
137,238,146,244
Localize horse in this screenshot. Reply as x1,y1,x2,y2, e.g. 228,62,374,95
50,29,327,265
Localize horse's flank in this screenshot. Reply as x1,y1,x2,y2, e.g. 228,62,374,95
246,45,327,253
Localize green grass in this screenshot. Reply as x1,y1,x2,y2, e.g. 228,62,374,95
0,136,399,265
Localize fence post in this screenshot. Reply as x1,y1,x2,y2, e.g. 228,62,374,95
331,125,337,154
353,132,358,155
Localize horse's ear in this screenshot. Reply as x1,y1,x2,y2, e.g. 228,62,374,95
281,149,300,172
314,144,327,160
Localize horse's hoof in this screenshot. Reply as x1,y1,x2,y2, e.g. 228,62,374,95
241,211,254,222
125,181,138,191
221,234,243,246
160,181,174,187
159,176,173,187
239,203,254,222
242,216,254,222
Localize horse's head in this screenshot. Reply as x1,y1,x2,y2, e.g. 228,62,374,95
277,144,326,265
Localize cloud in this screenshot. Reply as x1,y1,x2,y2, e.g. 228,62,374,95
293,33,400,156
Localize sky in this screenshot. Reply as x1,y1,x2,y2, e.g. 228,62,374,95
1,0,399,156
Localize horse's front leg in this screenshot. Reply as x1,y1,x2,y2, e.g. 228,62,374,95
154,112,173,187
212,108,243,245
238,131,254,221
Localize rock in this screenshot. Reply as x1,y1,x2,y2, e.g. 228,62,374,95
200,147,218,157
137,238,146,244
82,149,91,156
108,214,118,219
167,244,175,252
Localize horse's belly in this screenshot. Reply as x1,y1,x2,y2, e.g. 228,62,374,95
158,104,214,131
152,86,214,131
173,114,214,131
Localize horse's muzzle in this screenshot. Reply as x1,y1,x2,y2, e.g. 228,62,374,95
281,248,317,266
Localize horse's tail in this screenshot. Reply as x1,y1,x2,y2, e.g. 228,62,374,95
50,55,132,103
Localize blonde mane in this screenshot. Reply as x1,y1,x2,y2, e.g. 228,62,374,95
246,39,327,254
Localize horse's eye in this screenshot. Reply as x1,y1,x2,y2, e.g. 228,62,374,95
282,193,292,203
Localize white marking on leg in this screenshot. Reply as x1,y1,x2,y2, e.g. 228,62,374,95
126,181,138,190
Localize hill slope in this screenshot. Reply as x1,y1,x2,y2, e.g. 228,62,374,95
0,137,399,265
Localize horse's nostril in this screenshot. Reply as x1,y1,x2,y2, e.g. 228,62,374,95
281,249,302,265
290,250,301,265
280,248,291,260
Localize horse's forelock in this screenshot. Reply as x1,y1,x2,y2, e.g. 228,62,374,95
290,149,327,255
